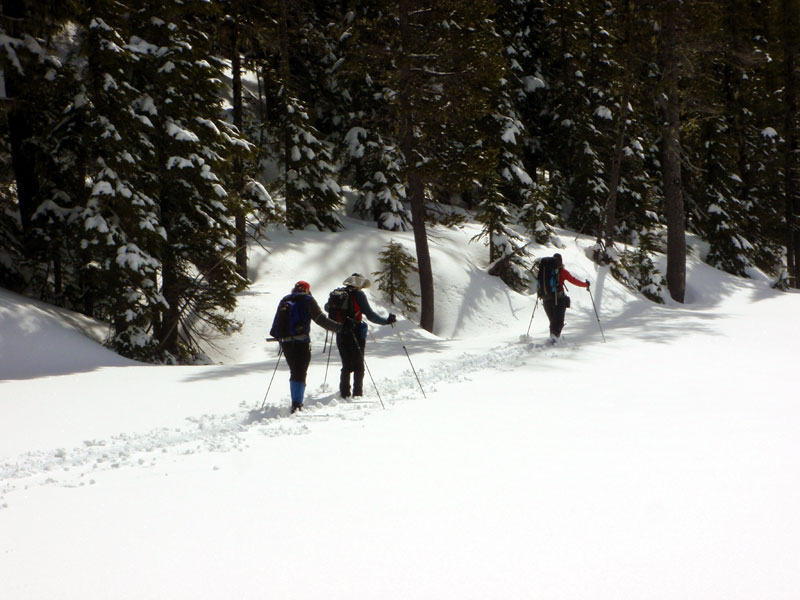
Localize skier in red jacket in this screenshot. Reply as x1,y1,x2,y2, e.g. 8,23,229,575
537,253,590,343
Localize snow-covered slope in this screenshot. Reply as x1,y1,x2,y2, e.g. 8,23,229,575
0,288,135,380
1,219,799,600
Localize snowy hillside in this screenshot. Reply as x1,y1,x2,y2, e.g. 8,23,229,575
1,219,799,600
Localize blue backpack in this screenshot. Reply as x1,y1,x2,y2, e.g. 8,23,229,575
270,293,311,339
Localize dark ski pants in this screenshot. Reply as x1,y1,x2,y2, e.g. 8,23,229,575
543,296,568,337
336,331,366,397
280,341,311,383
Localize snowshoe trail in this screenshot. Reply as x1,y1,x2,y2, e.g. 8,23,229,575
0,337,587,501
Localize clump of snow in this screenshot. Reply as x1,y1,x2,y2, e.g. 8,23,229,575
761,127,778,138
595,105,613,119
523,75,546,91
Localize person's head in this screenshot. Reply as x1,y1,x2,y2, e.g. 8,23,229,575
293,280,311,294
343,273,370,289
553,253,563,267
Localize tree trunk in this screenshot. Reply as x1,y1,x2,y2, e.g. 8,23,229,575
399,0,434,332
7,106,39,238
157,250,182,357
278,0,297,228
782,0,800,287
597,0,635,260
658,0,686,303
408,171,435,332
230,22,248,280
597,83,630,258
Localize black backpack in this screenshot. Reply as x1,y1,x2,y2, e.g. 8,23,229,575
326,287,356,323
536,256,561,298
270,293,310,339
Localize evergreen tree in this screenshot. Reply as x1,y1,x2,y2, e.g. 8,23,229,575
473,183,530,292
212,0,285,278
335,29,411,233
676,0,778,278
654,0,688,302
610,198,667,303
372,239,419,315
483,0,555,267
213,2,282,235
532,0,621,235
357,0,505,332
504,0,565,239
778,0,800,286
57,0,166,357
0,0,82,294
126,0,250,360
256,0,343,232
584,0,666,301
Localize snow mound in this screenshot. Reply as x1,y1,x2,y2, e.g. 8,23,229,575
0,288,136,380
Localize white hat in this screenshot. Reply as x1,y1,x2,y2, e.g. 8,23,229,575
343,273,370,289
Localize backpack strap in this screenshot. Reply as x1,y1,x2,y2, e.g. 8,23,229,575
349,288,362,321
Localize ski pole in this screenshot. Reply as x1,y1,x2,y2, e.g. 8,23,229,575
392,324,427,399
260,345,284,409
322,330,329,354
323,333,334,387
525,296,539,338
349,329,385,409
587,287,606,343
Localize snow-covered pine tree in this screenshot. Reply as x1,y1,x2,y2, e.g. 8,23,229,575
775,0,800,287
213,2,282,236
697,0,784,278
338,98,410,230
47,0,167,359
534,0,620,235
372,240,419,315
344,126,410,230
610,198,666,303
394,0,505,331
731,0,784,278
254,0,342,232
324,0,505,331
126,0,250,360
474,182,530,292
742,124,784,276
583,0,666,299
0,0,79,295
679,3,755,277
332,4,411,231
361,139,409,231
278,93,342,231
493,0,556,245
326,5,408,230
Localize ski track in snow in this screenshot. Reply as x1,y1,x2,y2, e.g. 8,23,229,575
0,338,567,504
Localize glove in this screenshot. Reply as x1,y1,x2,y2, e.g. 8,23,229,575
386,313,397,325
585,280,591,290
342,317,357,332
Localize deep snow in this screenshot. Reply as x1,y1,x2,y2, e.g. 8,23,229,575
1,218,799,600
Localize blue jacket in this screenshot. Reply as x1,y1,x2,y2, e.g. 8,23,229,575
349,288,390,340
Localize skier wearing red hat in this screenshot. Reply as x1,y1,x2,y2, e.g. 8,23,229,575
270,281,354,413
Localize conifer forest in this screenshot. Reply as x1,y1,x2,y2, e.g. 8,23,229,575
1,0,798,362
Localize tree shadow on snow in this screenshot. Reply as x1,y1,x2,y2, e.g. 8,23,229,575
568,269,728,346
180,321,450,384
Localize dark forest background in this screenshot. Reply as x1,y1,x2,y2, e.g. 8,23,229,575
1,0,798,361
